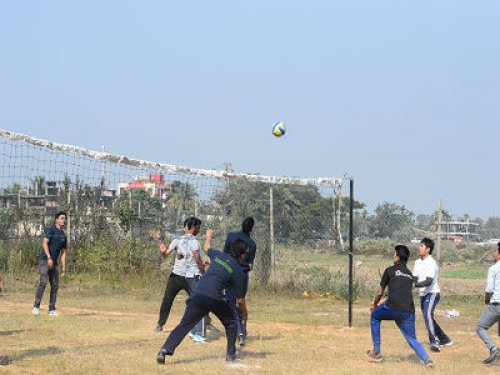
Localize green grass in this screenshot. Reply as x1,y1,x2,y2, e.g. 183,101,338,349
441,269,488,280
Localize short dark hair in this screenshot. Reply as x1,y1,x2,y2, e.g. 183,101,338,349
420,237,434,254
395,245,410,265
497,242,500,253
229,238,247,258
55,211,67,219
241,217,255,234
184,216,201,230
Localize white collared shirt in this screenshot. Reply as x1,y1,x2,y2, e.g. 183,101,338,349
413,255,441,296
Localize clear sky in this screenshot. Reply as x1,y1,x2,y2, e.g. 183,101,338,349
1,1,499,218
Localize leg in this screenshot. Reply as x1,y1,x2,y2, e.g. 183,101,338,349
34,260,49,308
186,277,205,337
48,267,59,311
161,296,208,355
476,305,500,351
429,293,451,343
421,293,438,343
369,303,391,354
211,300,238,358
396,314,430,361
158,274,183,326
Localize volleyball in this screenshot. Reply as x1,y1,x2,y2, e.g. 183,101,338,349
272,121,286,137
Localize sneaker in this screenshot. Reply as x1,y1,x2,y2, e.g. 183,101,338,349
48,310,59,317
439,339,453,347
189,332,207,342
483,347,500,364
238,334,246,346
154,324,163,333
32,307,40,315
424,358,434,367
430,342,441,352
156,350,166,365
365,350,382,363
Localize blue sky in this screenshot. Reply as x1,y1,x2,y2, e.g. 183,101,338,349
1,1,499,218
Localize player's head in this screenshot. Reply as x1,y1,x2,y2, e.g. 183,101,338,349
242,217,255,235
184,217,202,235
494,242,500,261
394,245,410,265
54,211,66,227
419,237,434,256
229,238,247,260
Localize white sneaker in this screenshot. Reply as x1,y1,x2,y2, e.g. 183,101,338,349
48,310,59,317
32,307,40,315
189,332,206,342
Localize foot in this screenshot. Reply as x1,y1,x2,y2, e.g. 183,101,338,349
430,342,441,352
32,307,40,315
156,350,166,365
238,334,246,346
439,339,453,347
154,324,163,333
424,358,434,367
48,310,59,317
365,350,382,363
226,354,239,362
189,332,207,343
483,347,500,364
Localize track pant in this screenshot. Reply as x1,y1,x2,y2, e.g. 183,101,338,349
34,259,59,311
370,302,430,361
186,276,206,336
157,273,191,327
476,303,500,351
420,292,451,344
161,294,238,357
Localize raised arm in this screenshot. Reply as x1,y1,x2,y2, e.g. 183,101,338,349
203,229,213,254
159,240,174,257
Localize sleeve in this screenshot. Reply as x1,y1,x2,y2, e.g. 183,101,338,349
168,239,177,251
232,267,245,299
247,242,257,264
207,248,217,259
485,266,495,293
44,226,53,240
380,268,390,288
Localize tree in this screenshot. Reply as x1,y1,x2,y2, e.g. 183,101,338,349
164,181,198,228
369,202,414,240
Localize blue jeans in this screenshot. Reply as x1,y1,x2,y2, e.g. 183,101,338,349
420,293,450,344
370,302,429,361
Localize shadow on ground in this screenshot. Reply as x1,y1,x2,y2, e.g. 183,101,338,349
0,347,64,366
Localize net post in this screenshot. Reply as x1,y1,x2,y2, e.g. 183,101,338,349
348,178,354,327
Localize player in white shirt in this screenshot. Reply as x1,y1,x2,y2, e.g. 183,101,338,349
413,237,452,352
476,242,500,364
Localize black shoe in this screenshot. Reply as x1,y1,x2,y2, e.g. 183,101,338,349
439,339,453,347
424,358,434,368
430,342,441,352
238,334,246,346
483,347,500,364
226,354,238,362
156,350,166,365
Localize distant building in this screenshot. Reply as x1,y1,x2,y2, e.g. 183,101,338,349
437,221,480,242
117,174,170,198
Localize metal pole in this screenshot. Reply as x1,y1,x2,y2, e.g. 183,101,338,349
348,178,354,327
270,186,275,269
436,200,442,261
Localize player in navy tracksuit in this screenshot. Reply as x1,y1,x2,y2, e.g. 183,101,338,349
224,217,256,345
157,229,248,364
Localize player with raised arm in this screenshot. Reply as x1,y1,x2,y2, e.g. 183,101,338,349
156,229,247,365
